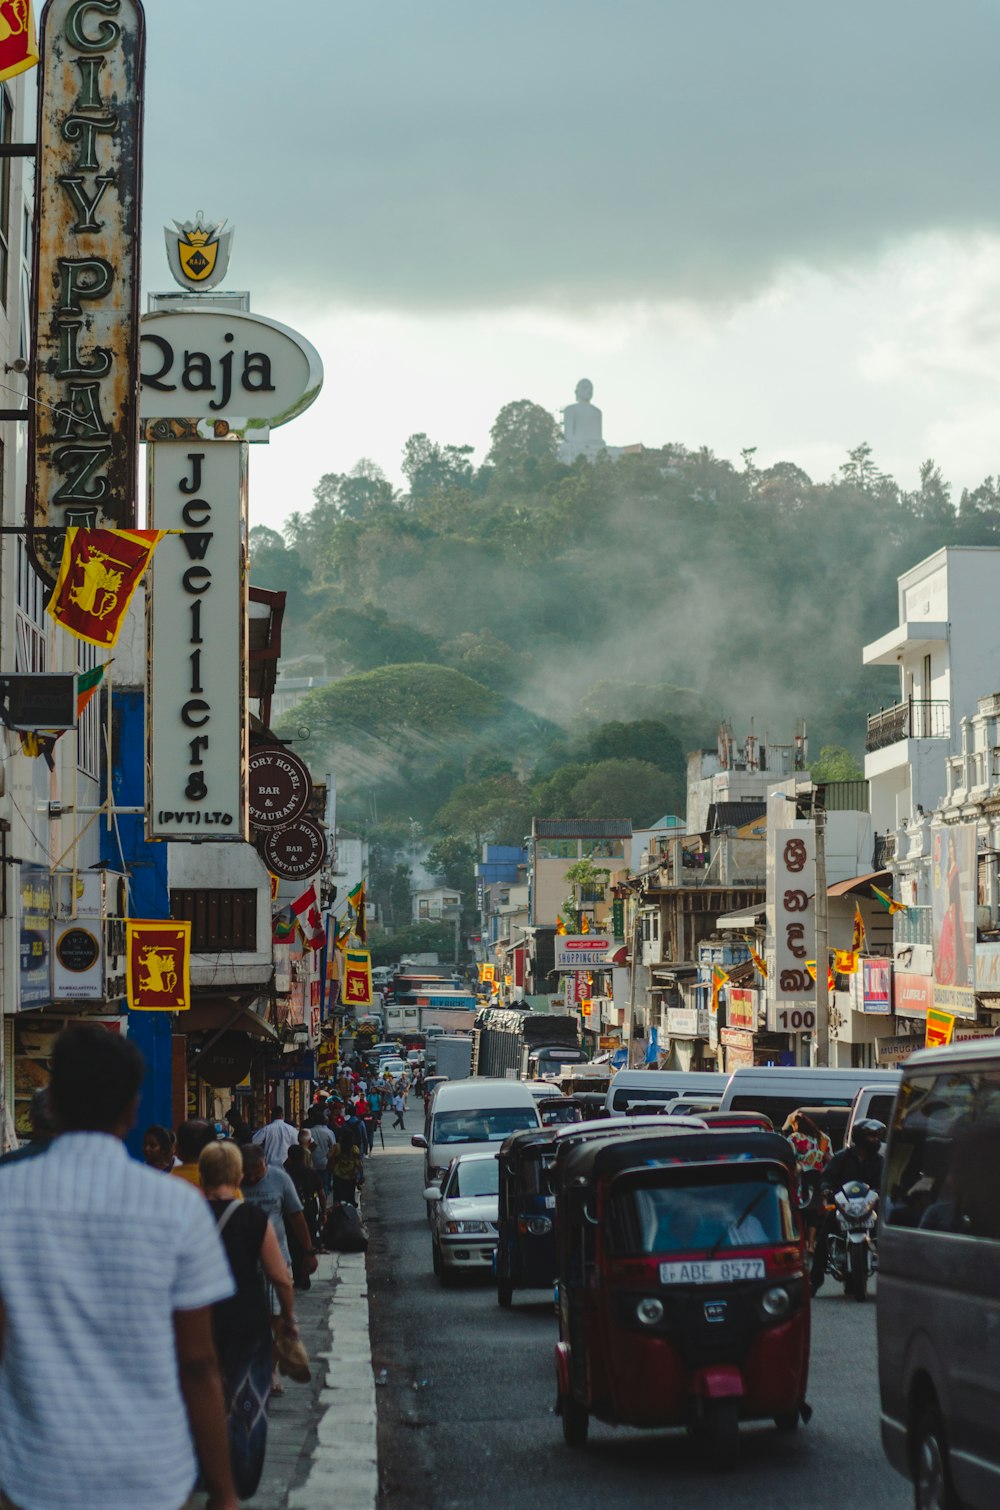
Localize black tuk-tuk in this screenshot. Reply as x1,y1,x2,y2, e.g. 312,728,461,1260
553,1126,810,1464
495,1127,561,1306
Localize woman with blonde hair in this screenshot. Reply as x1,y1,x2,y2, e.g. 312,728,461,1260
199,1140,299,1498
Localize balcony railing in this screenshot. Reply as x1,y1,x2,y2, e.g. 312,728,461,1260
866,698,949,753
872,832,896,871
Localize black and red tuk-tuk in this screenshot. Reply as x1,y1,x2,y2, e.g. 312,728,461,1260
553,1126,810,1464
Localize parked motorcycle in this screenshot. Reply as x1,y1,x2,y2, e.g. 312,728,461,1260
826,1179,879,1301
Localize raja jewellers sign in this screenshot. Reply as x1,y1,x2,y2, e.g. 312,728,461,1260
29,0,146,583
143,298,323,842
147,445,247,838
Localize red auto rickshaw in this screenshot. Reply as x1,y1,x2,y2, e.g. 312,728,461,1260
553,1126,811,1465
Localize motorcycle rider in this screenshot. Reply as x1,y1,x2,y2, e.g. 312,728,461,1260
811,1119,886,1294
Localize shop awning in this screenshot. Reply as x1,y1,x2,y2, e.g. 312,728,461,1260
177,1001,278,1041
717,907,765,930
827,870,891,899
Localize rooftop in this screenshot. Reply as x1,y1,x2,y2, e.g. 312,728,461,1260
533,819,633,838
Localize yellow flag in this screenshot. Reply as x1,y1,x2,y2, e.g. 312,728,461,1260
833,949,859,975
853,904,866,953
580,914,590,934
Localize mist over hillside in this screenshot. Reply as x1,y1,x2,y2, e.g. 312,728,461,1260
257,407,993,854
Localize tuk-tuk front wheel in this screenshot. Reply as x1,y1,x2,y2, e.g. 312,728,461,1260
702,1398,740,1469
561,1393,589,1448
497,1279,513,1308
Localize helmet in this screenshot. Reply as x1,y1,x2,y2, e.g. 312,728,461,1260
852,1118,886,1144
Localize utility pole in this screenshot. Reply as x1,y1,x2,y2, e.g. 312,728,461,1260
813,794,829,1067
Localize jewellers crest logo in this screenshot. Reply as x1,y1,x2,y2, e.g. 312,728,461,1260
165,214,233,291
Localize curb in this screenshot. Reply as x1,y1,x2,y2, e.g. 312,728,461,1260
286,1251,378,1510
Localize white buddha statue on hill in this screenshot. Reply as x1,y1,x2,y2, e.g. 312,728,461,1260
559,378,605,463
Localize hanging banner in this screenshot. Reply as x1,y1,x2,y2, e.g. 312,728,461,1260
479,962,495,984
931,823,977,1018
343,949,373,1008
861,957,892,1015
126,920,190,1011
147,444,247,840
47,528,162,647
925,1008,955,1049
29,0,146,584
0,1,38,82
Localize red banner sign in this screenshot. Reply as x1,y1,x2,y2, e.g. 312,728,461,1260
126,920,190,1011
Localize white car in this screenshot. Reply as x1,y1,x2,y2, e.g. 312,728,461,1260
379,1057,407,1080
425,1151,500,1285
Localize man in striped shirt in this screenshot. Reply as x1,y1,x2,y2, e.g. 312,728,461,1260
0,1024,238,1510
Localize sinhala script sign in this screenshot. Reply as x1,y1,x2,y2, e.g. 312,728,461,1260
554,935,611,971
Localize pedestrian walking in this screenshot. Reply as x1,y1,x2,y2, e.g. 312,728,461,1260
329,1126,366,1206
142,1123,175,1171
173,1118,216,1186
199,1140,298,1499
0,1023,238,1510
392,1090,406,1129
251,1105,299,1166
241,1143,317,1395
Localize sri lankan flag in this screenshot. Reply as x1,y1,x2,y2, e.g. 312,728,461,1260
833,949,859,975
579,913,590,934
853,904,867,953
871,884,907,915
343,948,373,1007
556,916,567,936
47,529,164,648
710,965,729,1015
346,880,367,943
0,2,38,83
744,938,768,979
805,960,836,992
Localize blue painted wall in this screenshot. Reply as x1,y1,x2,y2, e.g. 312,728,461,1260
102,688,173,1157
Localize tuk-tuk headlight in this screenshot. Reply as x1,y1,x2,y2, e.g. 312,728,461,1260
636,1297,664,1326
761,1286,790,1318
525,1216,552,1236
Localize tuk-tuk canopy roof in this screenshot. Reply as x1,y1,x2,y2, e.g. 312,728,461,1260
498,1126,560,1169
558,1127,797,1188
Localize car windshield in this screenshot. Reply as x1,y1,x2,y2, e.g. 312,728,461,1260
446,1159,500,1199
607,1169,795,1256
433,1108,538,1145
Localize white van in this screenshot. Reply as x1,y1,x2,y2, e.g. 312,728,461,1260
719,1065,900,1133
604,1069,730,1118
411,1078,541,1186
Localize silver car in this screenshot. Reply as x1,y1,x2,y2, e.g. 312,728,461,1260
426,1151,500,1286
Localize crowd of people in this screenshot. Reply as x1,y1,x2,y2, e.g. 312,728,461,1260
0,1031,418,1510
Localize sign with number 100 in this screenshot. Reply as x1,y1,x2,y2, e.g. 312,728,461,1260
774,827,816,1000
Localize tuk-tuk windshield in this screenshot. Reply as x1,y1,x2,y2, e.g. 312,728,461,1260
607,1167,795,1256
521,1152,558,1196
433,1109,539,1145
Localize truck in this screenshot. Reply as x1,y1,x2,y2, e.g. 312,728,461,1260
472,1007,585,1081
400,953,440,967
430,1034,473,1081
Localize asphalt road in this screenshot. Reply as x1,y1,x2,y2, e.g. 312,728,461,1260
367,1108,911,1510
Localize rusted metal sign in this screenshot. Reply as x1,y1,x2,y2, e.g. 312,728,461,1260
28,0,146,584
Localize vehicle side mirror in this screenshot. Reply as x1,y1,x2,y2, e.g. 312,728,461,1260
423,1186,441,1202
411,1134,427,1149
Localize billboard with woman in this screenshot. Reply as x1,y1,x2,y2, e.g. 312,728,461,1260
931,823,977,1018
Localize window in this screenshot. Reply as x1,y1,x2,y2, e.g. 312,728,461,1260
169,889,258,951
537,839,578,860
586,840,624,859
885,1068,1000,1239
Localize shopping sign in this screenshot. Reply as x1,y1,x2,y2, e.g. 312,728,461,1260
554,934,611,971
770,826,815,1001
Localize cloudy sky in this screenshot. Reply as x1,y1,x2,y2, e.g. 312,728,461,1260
142,0,1000,529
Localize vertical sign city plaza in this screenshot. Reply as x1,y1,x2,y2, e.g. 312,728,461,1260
142,281,322,839
29,0,145,581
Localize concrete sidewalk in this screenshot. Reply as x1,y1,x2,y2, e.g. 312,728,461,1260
242,1245,378,1510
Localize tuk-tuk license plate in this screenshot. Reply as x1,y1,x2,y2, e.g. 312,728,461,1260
659,1258,766,1285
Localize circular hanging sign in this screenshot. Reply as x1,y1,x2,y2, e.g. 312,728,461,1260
248,746,312,829
195,1032,254,1088
56,927,101,973
263,816,328,880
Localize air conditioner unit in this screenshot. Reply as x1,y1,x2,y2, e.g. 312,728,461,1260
0,674,77,731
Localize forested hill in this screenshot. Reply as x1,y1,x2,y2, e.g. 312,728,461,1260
255,400,995,908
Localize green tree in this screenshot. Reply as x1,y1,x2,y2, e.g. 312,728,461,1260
810,744,864,782
313,605,443,673
585,719,684,779
312,459,397,519
434,774,530,848
367,922,456,967
486,399,560,469
568,759,679,826
562,858,611,930
401,433,475,499
425,835,477,894
248,525,312,596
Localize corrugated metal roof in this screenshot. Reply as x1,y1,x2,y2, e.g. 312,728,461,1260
706,802,767,832
533,819,633,838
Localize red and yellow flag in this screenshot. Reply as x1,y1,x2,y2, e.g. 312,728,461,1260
479,962,496,984
744,939,768,979
47,529,164,648
126,921,191,1011
0,2,38,83
556,916,567,936
710,964,729,1014
343,949,373,1007
579,913,590,934
852,904,867,953
925,1008,955,1048
833,949,859,975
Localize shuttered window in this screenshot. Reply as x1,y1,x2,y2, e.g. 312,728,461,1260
169,889,258,952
